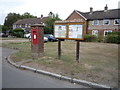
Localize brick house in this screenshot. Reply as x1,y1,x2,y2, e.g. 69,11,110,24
13,15,47,33
66,5,120,37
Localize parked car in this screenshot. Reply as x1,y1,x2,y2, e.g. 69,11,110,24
28,35,48,42
44,34,58,42
0,33,8,37
48,35,58,42
44,37,48,42
24,33,31,38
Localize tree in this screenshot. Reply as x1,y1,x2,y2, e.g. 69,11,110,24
2,26,8,33
4,13,21,30
21,12,37,19
3,12,37,33
0,25,2,31
44,12,61,34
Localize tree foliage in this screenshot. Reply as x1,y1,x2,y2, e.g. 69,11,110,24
104,32,120,44
44,12,61,34
4,13,21,30
2,26,8,33
3,12,37,31
0,25,2,31
21,12,37,19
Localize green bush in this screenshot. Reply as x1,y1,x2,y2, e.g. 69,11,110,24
12,28,25,38
104,32,120,44
84,34,97,42
97,36,103,42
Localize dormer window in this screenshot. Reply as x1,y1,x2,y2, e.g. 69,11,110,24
92,20,99,25
103,19,110,25
114,19,120,25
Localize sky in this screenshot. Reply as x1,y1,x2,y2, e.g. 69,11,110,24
0,0,119,25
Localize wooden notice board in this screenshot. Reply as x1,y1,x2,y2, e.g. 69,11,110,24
54,21,84,40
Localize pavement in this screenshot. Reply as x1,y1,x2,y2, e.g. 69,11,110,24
0,45,2,89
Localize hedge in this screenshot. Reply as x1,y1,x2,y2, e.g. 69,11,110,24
83,34,97,42
104,32,120,44
12,28,25,38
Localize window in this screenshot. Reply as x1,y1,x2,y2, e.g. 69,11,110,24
92,30,98,36
13,24,16,29
25,24,27,27
114,19,120,25
28,24,31,28
19,24,22,28
104,30,112,36
103,19,110,25
92,20,99,25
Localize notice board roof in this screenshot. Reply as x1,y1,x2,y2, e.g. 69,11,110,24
55,19,84,24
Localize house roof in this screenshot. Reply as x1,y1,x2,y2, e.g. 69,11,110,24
75,9,120,20
13,17,47,25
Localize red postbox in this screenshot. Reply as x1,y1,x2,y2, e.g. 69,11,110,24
32,29,38,44
31,24,44,58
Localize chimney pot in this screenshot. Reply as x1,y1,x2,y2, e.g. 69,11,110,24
41,14,43,18
104,4,108,12
90,7,93,14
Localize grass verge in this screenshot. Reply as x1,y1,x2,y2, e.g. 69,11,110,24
2,40,118,87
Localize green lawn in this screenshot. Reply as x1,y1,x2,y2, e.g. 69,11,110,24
2,40,118,87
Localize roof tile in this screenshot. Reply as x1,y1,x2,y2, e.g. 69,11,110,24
13,17,47,24
76,9,120,20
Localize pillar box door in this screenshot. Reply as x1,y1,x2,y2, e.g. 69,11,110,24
31,24,44,58
32,29,38,44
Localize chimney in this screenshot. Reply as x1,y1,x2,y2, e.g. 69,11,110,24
104,4,108,12
41,14,43,18
90,7,93,14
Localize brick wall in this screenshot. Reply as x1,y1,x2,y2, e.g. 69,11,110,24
88,20,120,36
66,11,87,34
88,20,119,30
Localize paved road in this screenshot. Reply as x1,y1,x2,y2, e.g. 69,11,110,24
0,47,2,89
2,47,89,88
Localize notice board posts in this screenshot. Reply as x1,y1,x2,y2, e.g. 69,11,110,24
54,20,84,63
58,39,61,59
76,40,80,63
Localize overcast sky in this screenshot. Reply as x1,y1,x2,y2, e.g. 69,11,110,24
0,0,119,25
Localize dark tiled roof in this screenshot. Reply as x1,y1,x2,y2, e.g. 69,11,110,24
13,17,47,24
76,9,120,20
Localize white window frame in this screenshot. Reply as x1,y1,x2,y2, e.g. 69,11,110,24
28,24,31,28
103,19,110,25
104,30,112,36
92,30,98,36
19,24,22,28
114,19,120,25
13,24,16,29
25,24,28,28
92,20,99,25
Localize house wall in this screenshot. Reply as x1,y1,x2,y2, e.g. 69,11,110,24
66,11,85,20
13,24,31,32
88,19,120,37
66,10,120,37
66,11,87,34
88,20,119,30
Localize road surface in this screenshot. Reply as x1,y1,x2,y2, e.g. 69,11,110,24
2,47,89,88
